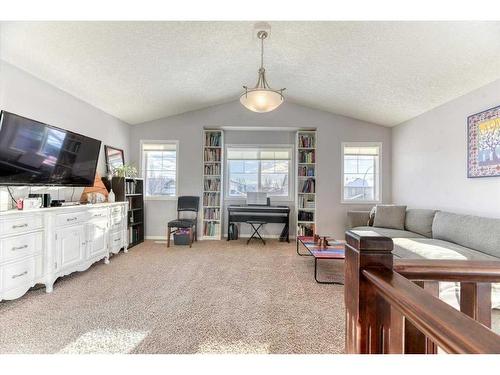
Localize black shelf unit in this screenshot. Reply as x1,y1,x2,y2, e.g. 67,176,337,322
111,177,145,248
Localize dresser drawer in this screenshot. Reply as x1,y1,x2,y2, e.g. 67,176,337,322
109,230,124,252
0,231,43,263
0,215,43,237
56,211,89,227
1,256,41,292
88,208,108,220
110,205,124,218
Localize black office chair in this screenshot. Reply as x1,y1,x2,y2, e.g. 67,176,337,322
167,196,199,248
246,221,266,245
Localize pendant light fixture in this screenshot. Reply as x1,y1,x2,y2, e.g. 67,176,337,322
240,29,286,113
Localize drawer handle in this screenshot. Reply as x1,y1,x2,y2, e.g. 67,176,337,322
12,244,28,251
67,217,78,222
12,223,28,229
12,271,28,279
114,238,120,242
93,214,103,217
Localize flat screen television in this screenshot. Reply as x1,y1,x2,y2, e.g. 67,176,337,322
0,111,101,186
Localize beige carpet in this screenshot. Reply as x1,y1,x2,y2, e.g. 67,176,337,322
0,240,346,354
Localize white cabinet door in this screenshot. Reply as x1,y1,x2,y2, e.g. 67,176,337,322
56,225,86,270
88,220,108,258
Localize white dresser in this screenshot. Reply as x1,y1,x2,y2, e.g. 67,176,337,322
0,202,128,301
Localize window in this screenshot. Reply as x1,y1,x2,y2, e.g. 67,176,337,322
226,146,292,198
342,143,381,203
141,141,178,199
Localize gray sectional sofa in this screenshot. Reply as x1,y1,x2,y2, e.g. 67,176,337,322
347,208,500,312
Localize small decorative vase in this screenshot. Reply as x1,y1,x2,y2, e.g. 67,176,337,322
108,189,115,203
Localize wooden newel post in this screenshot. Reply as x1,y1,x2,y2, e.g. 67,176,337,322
344,230,396,354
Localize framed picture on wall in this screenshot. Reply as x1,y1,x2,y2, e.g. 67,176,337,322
104,145,125,176
467,105,500,178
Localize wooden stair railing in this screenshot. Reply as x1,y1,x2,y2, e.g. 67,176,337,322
345,230,500,354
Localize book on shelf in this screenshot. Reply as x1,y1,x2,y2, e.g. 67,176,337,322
298,134,316,148
298,149,315,163
203,192,220,206
203,221,219,237
298,165,315,177
204,178,221,191
205,132,222,147
298,194,315,209
204,148,221,162
300,178,315,193
203,208,220,220
298,210,314,222
297,224,314,237
128,227,141,244
204,163,221,175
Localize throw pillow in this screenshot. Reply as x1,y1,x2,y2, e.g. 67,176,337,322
373,205,407,230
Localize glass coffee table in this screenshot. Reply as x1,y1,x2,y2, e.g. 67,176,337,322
296,236,345,285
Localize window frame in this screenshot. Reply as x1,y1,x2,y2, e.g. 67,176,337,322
225,144,294,202
341,141,382,205
140,139,179,201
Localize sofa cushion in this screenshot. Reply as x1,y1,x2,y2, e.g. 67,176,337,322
352,226,424,239
432,211,500,258
373,205,407,230
404,209,438,238
392,238,499,261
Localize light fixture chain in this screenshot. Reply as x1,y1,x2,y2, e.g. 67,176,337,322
260,34,264,69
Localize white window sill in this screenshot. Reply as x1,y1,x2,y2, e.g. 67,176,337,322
145,196,178,201
340,200,381,205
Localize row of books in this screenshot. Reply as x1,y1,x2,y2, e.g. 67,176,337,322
297,223,314,237
298,150,315,163
205,132,222,147
125,180,139,194
298,194,315,209
128,211,141,224
298,134,315,148
126,196,141,210
203,208,220,220
203,221,219,237
299,178,315,193
203,192,220,206
298,210,314,222
204,163,221,175
204,148,221,162
204,177,220,191
298,165,315,177
128,227,141,244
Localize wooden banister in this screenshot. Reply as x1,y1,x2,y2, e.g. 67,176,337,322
345,230,500,354
362,268,500,353
394,259,500,282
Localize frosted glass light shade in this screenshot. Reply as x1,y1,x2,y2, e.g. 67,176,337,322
240,89,284,113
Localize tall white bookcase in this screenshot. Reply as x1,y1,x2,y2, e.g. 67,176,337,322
295,130,316,237
202,129,224,239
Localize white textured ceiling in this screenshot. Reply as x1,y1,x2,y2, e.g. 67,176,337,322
2,21,500,126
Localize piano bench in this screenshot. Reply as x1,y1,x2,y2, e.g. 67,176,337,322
246,221,266,245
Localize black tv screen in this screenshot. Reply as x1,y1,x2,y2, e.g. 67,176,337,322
0,111,101,186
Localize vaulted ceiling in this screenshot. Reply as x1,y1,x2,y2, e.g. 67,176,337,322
2,21,500,126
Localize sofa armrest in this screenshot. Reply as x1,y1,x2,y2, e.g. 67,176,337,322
347,211,370,229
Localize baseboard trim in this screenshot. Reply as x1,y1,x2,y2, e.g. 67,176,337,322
146,235,297,240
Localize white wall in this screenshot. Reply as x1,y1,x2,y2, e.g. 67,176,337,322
392,78,500,218
0,60,131,204
129,100,393,239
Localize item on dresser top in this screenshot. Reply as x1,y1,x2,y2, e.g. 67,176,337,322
108,189,116,203
29,193,51,208
23,197,42,210
50,199,65,207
